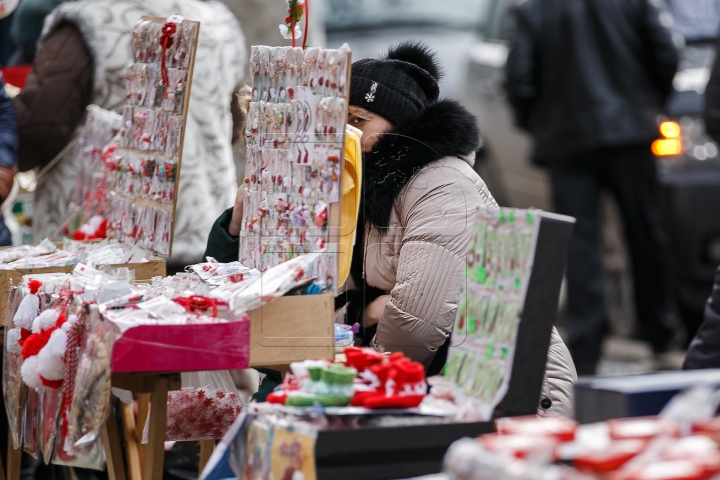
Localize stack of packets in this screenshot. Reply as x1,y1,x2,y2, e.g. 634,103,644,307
3,262,247,470
66,105,122,240
105,18,197,256
444,412,720,480
0,238,151,270
240,44,351,292
424,208,540,421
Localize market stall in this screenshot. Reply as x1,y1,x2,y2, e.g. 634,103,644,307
3,7,354,478
211,208,575,480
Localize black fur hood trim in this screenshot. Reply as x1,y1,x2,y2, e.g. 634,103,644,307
361,99,481,229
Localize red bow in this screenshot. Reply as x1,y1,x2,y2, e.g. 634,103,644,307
159,22,177,88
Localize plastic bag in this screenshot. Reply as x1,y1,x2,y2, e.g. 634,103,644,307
224,253,323,314
52,309,109,470
68,309,115,449
23,386,39,457
143,370,243,442
3,286,24,448
39,386,62,463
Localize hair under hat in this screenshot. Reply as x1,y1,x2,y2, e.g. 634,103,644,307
349,41,443,126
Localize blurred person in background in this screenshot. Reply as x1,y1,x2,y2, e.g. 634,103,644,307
0,74,17,246
7,0,61,65
504,0,681,375
682,26,720,370
14,0,245,269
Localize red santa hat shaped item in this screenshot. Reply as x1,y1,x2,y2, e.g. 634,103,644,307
344,347,426,409
20,310,72,389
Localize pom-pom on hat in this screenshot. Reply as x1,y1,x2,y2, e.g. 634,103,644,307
349,41,443,126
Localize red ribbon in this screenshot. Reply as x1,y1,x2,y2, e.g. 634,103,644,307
159,22,177,87
303,0,309,50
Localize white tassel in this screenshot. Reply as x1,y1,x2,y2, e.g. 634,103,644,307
6,328,20,354
13,292,38,330
20,356,42,390
31,309,58,333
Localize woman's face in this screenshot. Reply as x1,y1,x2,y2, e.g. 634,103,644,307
348,106,393,152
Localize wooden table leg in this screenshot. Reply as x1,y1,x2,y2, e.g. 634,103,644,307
136,393,149,474
6,431,20,480
120,402,142,480
143,376,169,480
198,440,215,476
103,406,127,480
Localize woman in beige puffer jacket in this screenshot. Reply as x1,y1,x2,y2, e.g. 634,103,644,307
337,42,577,417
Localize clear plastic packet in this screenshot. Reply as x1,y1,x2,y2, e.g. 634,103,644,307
39,386,62,463
227,252,323,314
142,370,243,443
67,309,116,449
23,386,39,457
0,238,57,264
3,285,24,448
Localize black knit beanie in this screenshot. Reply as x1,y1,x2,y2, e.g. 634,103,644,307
349,41,443,126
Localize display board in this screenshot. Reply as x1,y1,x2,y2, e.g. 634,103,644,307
241,45,351,292
106,15,200,257
444,208,540,419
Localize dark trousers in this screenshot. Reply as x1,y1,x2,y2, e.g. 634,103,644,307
549,145,678,367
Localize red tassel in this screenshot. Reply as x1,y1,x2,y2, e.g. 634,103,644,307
18,327,31,347
28,279,42,295
159,22,177,88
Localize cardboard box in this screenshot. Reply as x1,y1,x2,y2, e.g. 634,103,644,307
247,293,335,368
575,369,720,423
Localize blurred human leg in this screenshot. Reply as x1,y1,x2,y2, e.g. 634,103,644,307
550,151,606,374
602,145,679,353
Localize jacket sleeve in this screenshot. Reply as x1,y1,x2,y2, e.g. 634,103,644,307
14,23,93,172
503,6,537,131
204,207,240,263
684,265,720,370
539,327,577,418
637,0,679,105
371,167,484,367
705,36,720,144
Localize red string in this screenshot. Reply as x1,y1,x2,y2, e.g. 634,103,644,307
159,22,177,87
173,295,219,317
302,0,309,50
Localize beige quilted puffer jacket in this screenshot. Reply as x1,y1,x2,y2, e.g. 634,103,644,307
357,152,577,417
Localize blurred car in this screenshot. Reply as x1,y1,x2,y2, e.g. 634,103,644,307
325,0,720,340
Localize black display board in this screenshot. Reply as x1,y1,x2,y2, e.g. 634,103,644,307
312,212,575,480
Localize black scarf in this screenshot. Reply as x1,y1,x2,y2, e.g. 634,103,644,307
336,99,482,335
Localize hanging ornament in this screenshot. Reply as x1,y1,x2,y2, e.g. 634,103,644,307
13,279,42,341
279,0,308,48
158,15,184,87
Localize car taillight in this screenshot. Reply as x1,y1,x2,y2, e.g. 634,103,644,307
652,121,682,157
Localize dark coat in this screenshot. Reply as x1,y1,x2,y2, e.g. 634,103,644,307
203,207,239,263
704,36,720,144
14,23,93,172
684,265,720,370
504,0,679,164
